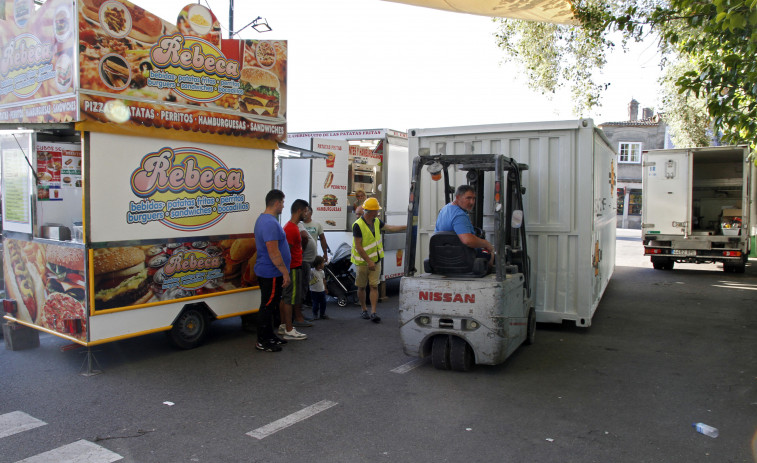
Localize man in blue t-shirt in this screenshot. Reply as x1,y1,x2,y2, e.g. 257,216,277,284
252,189,291,352
435,185,494,260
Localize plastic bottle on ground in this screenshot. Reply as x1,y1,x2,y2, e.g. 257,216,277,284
692,422,719,438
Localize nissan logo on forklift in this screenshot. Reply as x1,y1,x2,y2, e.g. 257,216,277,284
418,291,476,303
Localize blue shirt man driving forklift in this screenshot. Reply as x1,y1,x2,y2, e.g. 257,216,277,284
435,185,495,265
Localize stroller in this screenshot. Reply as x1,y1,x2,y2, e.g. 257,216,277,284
325,243,358,307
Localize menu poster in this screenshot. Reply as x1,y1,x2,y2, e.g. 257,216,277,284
36,143,62,200
60,146,82,189
311,138,349,230
2,148,32,230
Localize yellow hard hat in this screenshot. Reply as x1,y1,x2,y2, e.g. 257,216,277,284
362,197,382,211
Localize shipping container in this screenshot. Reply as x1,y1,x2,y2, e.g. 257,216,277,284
407,119,616,327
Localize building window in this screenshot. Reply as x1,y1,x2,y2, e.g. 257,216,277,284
629,189,642,215
617,188,625,216
618,142,642,163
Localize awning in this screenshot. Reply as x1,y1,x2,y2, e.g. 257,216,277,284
381,0,577,25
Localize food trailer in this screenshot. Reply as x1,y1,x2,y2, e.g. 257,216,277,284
0,0,288,351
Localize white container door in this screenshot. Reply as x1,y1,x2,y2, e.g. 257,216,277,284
643,150,691,235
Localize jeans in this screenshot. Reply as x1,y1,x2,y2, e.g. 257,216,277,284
311,291,327,318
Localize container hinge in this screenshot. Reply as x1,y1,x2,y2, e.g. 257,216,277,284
641,223,654,228
643,162,656,167
672,221,687,228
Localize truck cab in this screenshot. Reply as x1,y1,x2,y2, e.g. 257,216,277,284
398,154,534,371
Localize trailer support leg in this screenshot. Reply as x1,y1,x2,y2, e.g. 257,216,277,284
79,347,103,376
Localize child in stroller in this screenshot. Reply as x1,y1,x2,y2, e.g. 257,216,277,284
324,243,358,307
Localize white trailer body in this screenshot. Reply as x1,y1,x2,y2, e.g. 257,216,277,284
641,145,755,272
408,119,617,327
280,129,410,279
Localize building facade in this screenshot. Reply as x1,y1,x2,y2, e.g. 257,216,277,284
599,99,666,229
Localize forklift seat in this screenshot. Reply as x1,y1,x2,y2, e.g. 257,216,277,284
424,232,488,277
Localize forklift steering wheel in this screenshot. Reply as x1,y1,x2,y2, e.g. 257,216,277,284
473,227,485,239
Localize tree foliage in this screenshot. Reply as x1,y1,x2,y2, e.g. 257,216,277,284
574,0,757,151
661,60,712,148
494,0,757,152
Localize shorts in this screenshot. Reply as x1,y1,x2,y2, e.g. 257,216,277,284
281,267,303,305
355,262,381,287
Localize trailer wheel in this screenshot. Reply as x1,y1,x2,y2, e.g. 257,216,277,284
449,337,474,372
525,307,536,345
431,335,451,370
169,305,210,349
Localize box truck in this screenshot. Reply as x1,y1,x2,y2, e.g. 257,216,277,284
407,119,616,327
641,145,755,272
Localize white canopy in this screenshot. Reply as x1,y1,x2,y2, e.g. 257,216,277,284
382,0,577,25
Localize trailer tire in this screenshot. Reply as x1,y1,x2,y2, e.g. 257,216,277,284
431,335,451,370
525,307,536,345
169,305,210,349
449,336,474,372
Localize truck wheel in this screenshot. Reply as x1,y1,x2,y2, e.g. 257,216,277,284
431,335,451,370
664,260,674,270
449,337,474,372
652,257,673,270
169,306,209,349
525,307,536,345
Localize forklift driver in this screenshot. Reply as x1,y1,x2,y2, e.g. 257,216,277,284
434,185,495,265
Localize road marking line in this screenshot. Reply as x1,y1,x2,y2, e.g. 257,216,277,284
247,400,337,440
391,358,425,374
0,412,46,439
15,439,122,463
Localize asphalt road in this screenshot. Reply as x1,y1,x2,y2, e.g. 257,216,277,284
1,230,756,462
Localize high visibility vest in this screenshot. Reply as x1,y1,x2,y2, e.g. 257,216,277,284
351,217,384,265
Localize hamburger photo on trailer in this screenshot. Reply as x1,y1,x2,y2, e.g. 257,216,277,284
239,68,280,117
94,247,152,310
45,246,86,301
321,194,338,207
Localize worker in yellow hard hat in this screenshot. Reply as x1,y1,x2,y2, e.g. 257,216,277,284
350,197,406,322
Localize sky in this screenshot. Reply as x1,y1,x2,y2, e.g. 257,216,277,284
130,0,665,134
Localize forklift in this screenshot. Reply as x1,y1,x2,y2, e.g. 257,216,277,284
398,154,534,371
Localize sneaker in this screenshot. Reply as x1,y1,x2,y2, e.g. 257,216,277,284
293,320,313,328
270,336,288,345
361,311,370,320
371,313,381,323
283,328,308,340
278,324,286,335
319,314,330,320
256,341,282,352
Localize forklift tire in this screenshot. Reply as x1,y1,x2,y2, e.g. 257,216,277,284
449,337,474,372
525,307,536,345
168,305,210,349
431,335,451,370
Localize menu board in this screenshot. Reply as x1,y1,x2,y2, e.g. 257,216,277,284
1,146,33,233
311,139,349,231
76,1,288,143
0,0,78,123
36,142,81,200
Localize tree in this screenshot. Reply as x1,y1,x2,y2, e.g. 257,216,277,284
494,0,757,153
661,59,712,148
573,0,757,152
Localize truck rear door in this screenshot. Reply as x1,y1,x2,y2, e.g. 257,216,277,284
642,149,691,235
